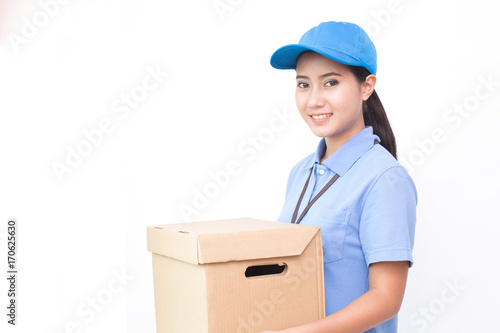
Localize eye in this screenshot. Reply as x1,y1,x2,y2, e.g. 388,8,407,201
325,80,338,87
297,82,309,88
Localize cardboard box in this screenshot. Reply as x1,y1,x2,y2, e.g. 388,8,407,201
147,218,325,333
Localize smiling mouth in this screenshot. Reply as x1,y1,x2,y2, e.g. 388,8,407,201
310,113,333,120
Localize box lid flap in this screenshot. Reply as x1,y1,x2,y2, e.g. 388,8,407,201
147,218,320,264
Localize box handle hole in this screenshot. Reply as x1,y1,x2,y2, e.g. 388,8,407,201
245,263,287,278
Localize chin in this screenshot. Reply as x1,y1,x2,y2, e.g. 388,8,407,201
310,128,337,138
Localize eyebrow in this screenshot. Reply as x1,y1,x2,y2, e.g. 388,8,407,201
296,71,342,80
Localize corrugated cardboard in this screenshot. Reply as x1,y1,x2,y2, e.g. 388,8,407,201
147,217,325,333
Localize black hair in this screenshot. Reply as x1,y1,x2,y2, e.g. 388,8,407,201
349,66,397,159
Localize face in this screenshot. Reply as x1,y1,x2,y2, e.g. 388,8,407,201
295,51,374,144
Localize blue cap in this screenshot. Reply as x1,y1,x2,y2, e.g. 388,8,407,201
270,21,377,74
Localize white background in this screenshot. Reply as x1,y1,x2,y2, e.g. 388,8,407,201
1,0,499,332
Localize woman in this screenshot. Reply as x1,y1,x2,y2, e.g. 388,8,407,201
262,21,417,333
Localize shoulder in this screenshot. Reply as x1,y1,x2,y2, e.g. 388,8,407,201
361,144,401,173
356,143,411,179
354,144,417,201
287,152,315,176
281,152,315,197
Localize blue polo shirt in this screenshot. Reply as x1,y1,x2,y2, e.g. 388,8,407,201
277,126,417,333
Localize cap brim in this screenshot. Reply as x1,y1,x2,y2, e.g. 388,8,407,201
270,44,315,69
270,44,371,72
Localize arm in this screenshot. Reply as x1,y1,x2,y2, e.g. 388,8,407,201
261,260,409,333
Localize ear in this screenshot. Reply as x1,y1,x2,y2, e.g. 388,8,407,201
362,74,377,101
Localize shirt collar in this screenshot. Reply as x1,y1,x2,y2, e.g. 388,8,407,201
306,126,380,176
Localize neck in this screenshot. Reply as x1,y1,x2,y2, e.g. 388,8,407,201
320,126,365,164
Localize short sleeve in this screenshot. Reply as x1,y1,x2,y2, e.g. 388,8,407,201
359,166,417,267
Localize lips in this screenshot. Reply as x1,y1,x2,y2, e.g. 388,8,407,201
309,113,333,123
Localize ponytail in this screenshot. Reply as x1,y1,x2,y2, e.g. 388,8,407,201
349,66,397,160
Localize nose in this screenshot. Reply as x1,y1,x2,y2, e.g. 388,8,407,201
307,86,325,109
